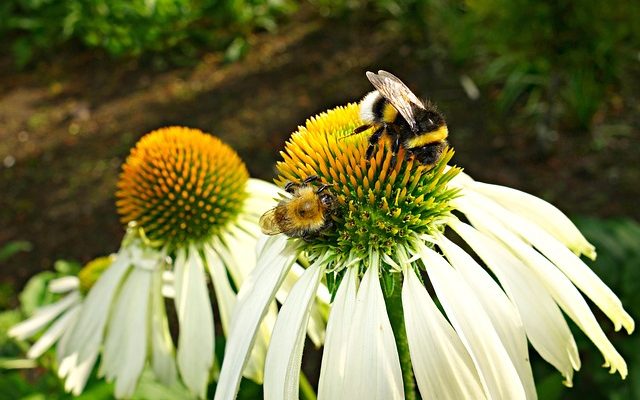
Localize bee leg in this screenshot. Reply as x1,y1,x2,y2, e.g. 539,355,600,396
353,124,371,134
284,181,299,193
303,175,319,185
316,184,330,193
365,125,385,160
389,134,401,169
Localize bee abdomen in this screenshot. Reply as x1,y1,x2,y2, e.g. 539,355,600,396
409,141,448,167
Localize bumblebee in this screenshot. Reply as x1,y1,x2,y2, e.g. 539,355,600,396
259,176,335,239
355,70,449,168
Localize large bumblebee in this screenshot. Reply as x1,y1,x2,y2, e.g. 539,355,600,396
259,176,336,240
355,70,449,168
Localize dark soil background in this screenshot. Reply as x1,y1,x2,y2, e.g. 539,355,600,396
1,9,638,297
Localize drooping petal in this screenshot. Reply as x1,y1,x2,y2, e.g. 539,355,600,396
264,260,325,400
56,304,81,364
205,244,236,335
342,256,404,400
204,243,277,383
420,245,526,399
211,233,253,291
402,266,486,400
318,267,358,400
150,265,177,386
466,208,630,378
461,191,635,336
9,291,81,340
59,352,98,396
437,236,536,399
48,276,80,293
174,245,215,398
276,262,328,347
469,180,596,259
215,235,297,400
450,219,581,386
100,267,152,398
63,252,130,363
27,305,80,359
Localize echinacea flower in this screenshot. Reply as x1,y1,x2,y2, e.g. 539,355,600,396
59,127,283,398
215,104,634,399
9,256,113,395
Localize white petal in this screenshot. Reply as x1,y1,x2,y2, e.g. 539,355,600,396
211,233,253,290
27,305,80,359
208,238,278,385
264,261,325,400
437,236,536,399
215,235,297,400
420,245,526,399
402,266,486,400
460,191,634,335
467,210,630,378
205,244,237,335
470,181,596,259
48,276,80,293
318,267,358,400
162,270,176,298
63,251,130,363
100,267,152,398
342,257,404,400
277,262,327,347
9,291,80,340
450,219,581,385
205,243,270,383
56,304,81,364
243,302,278,384
175,245,215,398
60,352,98,395
151,266,177,386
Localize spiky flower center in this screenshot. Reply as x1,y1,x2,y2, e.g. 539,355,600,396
276,104,460,261
116,127,248,248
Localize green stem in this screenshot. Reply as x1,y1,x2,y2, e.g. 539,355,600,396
299,370,317,400
385,272,416,400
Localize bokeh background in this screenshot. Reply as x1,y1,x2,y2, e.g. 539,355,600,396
0,0,638,398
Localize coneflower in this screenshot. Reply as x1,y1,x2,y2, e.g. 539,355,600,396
59,126,284,398
215,104,634,400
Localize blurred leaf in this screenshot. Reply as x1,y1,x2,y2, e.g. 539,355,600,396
535,372,565,400
0,241,32,262
18,271,56,315
132,369,194,399
224,37,249,63
53,259,80,275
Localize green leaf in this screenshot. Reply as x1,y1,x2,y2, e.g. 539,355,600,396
132,369,194,399
0,241,32,262
18,271,56,315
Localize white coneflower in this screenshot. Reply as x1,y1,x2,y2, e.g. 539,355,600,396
9,256,113,395
60,126,288,398
215,104,634,399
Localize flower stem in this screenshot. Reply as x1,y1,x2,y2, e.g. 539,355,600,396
299,370,317,400
385,272,416,400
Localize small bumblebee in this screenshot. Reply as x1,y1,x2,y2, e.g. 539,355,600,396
355,70,449,168
259,176,336,239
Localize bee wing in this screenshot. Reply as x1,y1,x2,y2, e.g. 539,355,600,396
259,208,284,235
366,70,424,130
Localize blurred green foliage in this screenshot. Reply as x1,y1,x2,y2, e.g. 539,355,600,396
533,216,640,400
314,0,639,130
395,0,639,129
0,0,296,68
